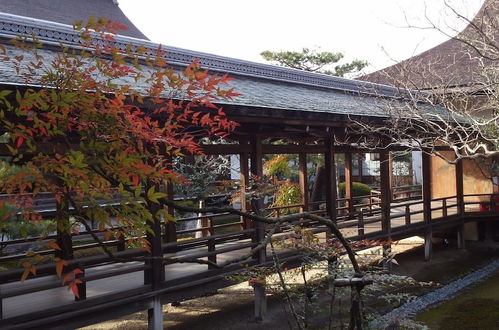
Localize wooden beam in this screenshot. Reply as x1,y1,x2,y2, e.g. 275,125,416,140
298,153,309,212
379,151,391,234
344,152,354,215
324,138,337,222
249,136,266,264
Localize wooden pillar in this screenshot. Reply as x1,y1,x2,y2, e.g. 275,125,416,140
455,159,465,249
455,159,464,215
55,197,73,261
250,136,266,264
344,152,354,216
422,153,433,260
148,297,163,330
145,186,166,328
145,216,165,328
324,138,337,222
424,228,433,261
162,180,177,247
357,153,363,183
298,153,309,212
197,200,208,238
457,225,465,249
379,151,391,234
240,152,250,224
145,204,165,288
422,153,432,223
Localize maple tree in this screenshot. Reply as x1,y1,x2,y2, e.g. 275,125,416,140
0,17,239,294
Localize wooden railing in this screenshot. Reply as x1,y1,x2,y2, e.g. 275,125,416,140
0,193,497,325
391,184,422,202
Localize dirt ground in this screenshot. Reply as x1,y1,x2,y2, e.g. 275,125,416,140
81,238,499,330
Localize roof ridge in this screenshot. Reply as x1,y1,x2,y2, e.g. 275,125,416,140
0,12,404,98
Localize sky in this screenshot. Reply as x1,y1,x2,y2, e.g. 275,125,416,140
118,0,485,74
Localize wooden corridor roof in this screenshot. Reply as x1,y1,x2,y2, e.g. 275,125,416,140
0,12,446,123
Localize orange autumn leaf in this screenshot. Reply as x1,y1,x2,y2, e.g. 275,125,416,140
54,258,68,278
47,240,61,251
68,279,83,298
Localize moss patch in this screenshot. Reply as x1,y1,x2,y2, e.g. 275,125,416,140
417,271,499,329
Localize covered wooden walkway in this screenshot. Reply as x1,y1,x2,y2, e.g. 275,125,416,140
0,12,497,330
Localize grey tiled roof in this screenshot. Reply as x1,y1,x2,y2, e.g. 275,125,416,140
0,43,428,119
0,13,443,120
0,0,148,40
0,13,403,97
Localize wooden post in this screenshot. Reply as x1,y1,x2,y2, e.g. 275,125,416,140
424,228,433,261
253,282,267,321
345,152,354,216
357,153,363,183
379,151,391,235
55,197,79,300
324,138,337,223
55,197,73,261
357,212,364,236
455,159,464,215
422,153,432,223
240,152,250,231
457,225,465,249
250,136,266,264
298,152,309,212
76,263,86,301
405,204,411,225
148,297,163,330
145,189,166,329
197,200,208,238
117,234,126,252
208,217,215,236
164,180,177,243
422,153,433,261
207,238,216,269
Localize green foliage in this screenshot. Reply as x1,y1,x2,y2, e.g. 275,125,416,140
260,47,368,77
264,154,291,178
1,220,55,239
338,182,372,198
271,183,302,215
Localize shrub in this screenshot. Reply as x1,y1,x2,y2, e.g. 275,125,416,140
338,182,372,198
